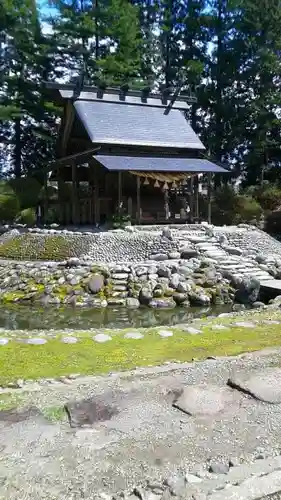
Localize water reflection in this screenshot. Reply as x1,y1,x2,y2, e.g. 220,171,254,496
0,304,232,331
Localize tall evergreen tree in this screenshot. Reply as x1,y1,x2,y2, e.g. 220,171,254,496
0,0,57,177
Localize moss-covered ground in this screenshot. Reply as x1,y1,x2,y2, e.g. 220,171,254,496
0,310,280,386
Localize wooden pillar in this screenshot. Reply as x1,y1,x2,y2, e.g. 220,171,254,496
118,171,122,215
194,176,199,220
164,189,169,220
94,177,100,225
136,176,141,224
207,172,212,224
189,176,194,219
71,162,78,225
43,172,48,224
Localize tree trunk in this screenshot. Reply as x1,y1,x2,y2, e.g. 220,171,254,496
14,117,21,178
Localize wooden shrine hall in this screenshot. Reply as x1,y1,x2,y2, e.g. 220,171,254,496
46,82,228,225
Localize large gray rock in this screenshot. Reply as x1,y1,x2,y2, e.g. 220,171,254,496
157,265,171,278
234,277,260,304
189,290,211,306
173,385,226,416
228,368,281,403
139,287,153,305
181,248,199,259
149,298,175,309
126,297,140,309
88,274,104,294
173,292,188,305
169,273,180,289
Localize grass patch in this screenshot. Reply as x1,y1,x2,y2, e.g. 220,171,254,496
0,392,23,410
41,405,67,422
0,311,281,385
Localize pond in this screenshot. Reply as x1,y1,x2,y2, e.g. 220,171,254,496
0,304,234,331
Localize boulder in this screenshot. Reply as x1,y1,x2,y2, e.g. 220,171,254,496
188,290,211,306
149,298,175,309
181,248,199,259
168,251,181,260
169,273,180,289
126,297,140,309
234,277,260,304
88,274,104,294
223,245,243,256
173,292,188,305
177,282,190,293
162,227,172,239
139,287,153,305
157,265,171,278
149,253,168,261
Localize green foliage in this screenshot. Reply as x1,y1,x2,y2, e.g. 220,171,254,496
253,184,281,212
9,177,42,209
211,186,263,225
16,207,36,225
0,192,20,223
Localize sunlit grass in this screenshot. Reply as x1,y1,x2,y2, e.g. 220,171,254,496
0,309,280,386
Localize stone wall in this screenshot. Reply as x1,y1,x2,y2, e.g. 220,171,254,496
0,223,281,308
0,258,234,308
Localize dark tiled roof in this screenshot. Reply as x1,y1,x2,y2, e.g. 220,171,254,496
74,100,205,150
93,155,228,173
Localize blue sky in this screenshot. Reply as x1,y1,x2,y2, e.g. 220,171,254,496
37,0,57,18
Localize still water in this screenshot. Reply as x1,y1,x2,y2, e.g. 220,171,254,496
0,304,233,331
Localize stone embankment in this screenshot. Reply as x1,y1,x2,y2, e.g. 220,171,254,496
0,223,281,306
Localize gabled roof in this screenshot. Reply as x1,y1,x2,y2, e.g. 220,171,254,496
45,82,205,151
75,100,205,150
94,155,228,173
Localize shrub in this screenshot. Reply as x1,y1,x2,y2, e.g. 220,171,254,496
9,177,42,209
254,185,281,212
0,192,20,223
16,208,36,225
210,186,263,225
233,195,263,224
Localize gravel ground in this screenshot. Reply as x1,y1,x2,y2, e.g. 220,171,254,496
1,348,281,499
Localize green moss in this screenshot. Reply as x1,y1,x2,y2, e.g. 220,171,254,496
0,234,79,261
0,310,280,385
1,291,26,303
41,405,67,422
0,392,24,411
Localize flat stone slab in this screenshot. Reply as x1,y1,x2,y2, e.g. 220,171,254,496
65,398,118,428
184,326,202,335
172,385,226,416
26,338,47,345
93,334,112,343
233,321,256,328
61,336,78,344
124,332,144,340
211,324,228,331
158,330,173,338
228,368,281,403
